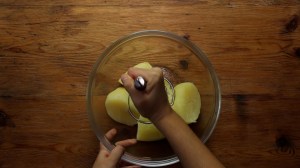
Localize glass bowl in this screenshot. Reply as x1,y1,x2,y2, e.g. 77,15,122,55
87,30,221,167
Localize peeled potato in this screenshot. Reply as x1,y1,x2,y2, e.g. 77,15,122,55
133,62,152,69
137,116,164,141
172,82,201,124
118,62,152,84
105,87,139,126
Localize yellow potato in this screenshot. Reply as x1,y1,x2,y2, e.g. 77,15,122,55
133,62,152,69
172,82,201,124
118,62,152,84
105,87,139,126
137,116,164,141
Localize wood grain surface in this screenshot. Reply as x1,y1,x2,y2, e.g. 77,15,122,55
1,0,300,167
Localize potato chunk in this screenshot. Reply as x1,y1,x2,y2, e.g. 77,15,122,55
137,116,164,141
118,62,152,84
105,87,139,126
172,82,201,124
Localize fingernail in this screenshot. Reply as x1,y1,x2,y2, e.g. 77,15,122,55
130,139,137,144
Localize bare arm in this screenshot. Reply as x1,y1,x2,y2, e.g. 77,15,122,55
121,67,224,168
153,108,224,168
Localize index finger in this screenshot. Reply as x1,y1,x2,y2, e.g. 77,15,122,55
115,138,137,147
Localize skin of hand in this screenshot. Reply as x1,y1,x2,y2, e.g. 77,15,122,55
121,67,172,122
121,67,225,168
92,128,141,168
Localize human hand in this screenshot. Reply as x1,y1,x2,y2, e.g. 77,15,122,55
93,128,140,168
121,67,172,123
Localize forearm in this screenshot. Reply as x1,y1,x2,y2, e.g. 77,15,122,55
153,109,224,168
122,68,224,167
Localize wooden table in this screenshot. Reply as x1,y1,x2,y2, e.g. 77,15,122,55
1,1,300,167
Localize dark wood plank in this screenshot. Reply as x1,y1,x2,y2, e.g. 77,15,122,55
0,0,300,167
0,0,299,6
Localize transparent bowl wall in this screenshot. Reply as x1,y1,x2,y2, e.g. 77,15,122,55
87,30,221,167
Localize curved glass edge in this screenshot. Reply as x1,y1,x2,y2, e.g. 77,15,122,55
86,30,221,166
122,155,179,167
